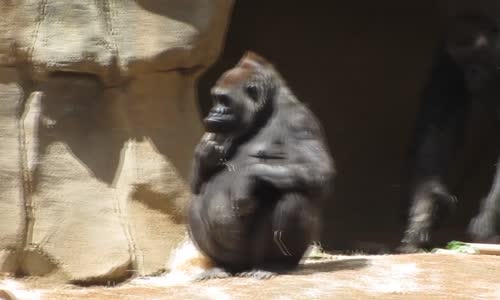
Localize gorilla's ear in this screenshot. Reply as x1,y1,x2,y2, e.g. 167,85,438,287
239,51,271,68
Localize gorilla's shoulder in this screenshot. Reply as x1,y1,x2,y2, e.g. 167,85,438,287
277,102,323,140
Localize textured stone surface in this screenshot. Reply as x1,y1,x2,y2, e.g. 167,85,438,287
0,0,233,283
2,253,500,300
0,68,25,275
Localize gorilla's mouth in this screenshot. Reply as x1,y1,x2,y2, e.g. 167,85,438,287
463,64,492,90
204,106,237,132
205,109,235,123
211,105,232,117
250,152,286,160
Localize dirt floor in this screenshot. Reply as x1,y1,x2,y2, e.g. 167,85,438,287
1,253,500,300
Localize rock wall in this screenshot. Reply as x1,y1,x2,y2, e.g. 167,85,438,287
0,0,234,283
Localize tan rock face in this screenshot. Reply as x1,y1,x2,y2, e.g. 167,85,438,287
0,0,234,283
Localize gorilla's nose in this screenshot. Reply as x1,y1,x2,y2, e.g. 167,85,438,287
212,89,231,106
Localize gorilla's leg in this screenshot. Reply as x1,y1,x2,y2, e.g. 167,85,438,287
271,194,316,260
400,48,470,253
234,193,316,280
469,154,500,241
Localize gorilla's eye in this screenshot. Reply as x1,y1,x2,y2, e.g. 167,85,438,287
245,84,259,102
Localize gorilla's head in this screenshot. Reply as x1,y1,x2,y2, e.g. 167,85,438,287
445,12,500,91
204,51,278,136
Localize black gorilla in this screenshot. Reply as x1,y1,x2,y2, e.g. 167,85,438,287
401,0,500,252
188,51,334,279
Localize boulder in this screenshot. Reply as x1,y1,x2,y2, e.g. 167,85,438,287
0,0,234,283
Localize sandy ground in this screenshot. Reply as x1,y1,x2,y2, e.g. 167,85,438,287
1,252,500,300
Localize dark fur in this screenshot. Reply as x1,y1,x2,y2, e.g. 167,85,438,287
188,52,334,279
400,1,500,252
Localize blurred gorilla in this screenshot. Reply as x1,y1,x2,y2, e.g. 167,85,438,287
401,0,500,252
188,51,334,279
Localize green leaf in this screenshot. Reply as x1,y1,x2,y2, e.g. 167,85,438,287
444,241,478,254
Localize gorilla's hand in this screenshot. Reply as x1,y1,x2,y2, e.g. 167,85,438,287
191,134,225,194
195,135,225,170
231,168,259,216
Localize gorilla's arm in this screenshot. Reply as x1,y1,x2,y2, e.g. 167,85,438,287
191,133,224,195
411,49,469,188
250,108,334,196
469,154,500,240
401,48,470,250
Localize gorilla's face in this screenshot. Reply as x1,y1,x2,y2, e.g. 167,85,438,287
204,52,276,135
446,14,500,91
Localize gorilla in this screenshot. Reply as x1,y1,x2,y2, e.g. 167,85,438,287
400,0,500,252
188,51,334,280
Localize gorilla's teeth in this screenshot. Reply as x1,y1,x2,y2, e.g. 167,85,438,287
212,107,231,117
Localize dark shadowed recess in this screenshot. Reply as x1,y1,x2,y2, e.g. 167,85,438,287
198,1,500,253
